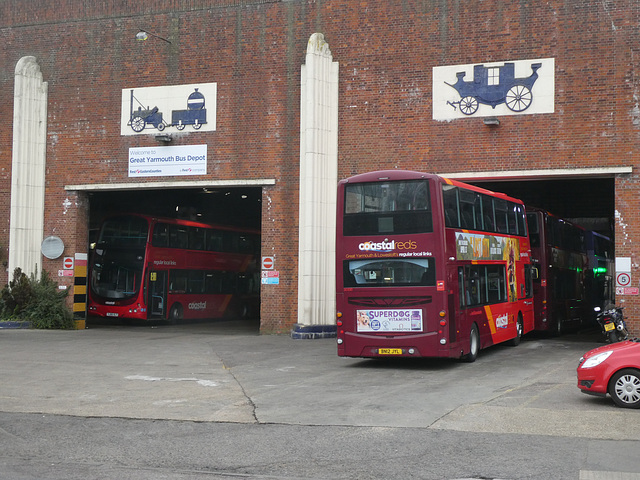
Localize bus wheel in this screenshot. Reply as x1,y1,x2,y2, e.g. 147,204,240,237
507,315,524,347
169,304,183,324
554,317,563,337
463,324,480,363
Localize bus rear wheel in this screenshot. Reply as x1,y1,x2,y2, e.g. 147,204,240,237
507,315,524,347
169,304,183,324
463,324,480,363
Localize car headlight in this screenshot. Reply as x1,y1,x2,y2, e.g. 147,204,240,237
580,350,613,369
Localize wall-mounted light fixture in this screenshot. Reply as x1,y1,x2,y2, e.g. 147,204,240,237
136,30,172,44
483,116,500,126
155,133,172,143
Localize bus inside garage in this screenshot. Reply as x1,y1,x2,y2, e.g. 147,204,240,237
85,187,262,329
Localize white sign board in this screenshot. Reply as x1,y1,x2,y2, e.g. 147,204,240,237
433,58,555,121
129,144,207,177
121,83,217,135
615,257,632,287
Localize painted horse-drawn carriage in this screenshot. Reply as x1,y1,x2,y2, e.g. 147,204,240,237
446,62,542,115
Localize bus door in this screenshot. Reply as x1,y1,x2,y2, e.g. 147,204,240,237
148,271,167,318
454,266,471,346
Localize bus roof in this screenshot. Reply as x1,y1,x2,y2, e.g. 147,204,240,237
339,169,526,205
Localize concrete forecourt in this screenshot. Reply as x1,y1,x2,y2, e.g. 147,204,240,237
0,321,639,480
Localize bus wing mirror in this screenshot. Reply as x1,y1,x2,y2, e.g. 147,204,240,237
531,267,539,280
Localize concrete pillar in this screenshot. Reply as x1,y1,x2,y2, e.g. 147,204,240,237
9,56,48,277
296,33,339,335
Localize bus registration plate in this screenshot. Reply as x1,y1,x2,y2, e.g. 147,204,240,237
106,312,119,317
378,348,403,355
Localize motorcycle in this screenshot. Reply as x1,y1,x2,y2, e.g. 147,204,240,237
594,305,629,343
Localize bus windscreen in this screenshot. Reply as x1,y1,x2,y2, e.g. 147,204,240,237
343,180,432,235
344,258,436,287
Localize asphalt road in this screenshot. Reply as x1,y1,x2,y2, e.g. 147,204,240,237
1,320,639,479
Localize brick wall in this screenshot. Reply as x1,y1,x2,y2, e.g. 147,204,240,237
1,0,639,334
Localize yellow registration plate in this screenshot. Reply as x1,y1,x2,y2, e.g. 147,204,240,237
378,348,403,355
604,322,615,332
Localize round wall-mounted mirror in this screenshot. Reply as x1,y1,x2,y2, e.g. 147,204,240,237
41,236,65,259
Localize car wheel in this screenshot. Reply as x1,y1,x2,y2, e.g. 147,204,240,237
463,324,480,363
609,369,640,409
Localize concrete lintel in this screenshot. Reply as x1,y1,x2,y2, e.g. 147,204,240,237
65,179,277,192
441,166,632,182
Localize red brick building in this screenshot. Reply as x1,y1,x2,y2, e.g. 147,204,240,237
1,1,639,335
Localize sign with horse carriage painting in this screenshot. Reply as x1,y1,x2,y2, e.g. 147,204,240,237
120,83,217,135
433,58,554,121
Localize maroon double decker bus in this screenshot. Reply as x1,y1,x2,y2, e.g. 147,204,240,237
88,214,260,322
526,207,589,334
336,170,534,362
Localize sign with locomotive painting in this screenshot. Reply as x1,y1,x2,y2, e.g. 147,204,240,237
120,83,217,135
432,58,554,120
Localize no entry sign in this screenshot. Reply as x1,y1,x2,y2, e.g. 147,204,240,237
262,256,274,270
63,257,74,270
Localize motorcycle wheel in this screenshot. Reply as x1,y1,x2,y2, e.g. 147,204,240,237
608,331,619,343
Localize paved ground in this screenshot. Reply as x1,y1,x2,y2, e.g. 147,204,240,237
1,319,639,479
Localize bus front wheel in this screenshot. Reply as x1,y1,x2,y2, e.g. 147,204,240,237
169,304,183,324
463,324,480,363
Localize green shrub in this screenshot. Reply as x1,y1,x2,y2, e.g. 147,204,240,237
0,268,33,317
0,267,75,329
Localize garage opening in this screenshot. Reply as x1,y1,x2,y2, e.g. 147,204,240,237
85,186,263,331
470,177,614,239
469,176,616,333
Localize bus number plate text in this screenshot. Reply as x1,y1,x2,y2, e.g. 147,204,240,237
106,312,119,317
378,348,403,355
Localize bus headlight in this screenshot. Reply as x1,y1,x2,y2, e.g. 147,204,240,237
440,338,447,345
337,338,343,345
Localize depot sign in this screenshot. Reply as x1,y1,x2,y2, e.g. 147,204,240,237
128,144,207,178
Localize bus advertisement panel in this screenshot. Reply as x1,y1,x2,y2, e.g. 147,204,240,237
88,214,260,322
336,170,534,361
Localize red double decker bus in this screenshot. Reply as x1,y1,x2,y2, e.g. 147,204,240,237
88,214,260,322
526,207,589,334
336,170,534,361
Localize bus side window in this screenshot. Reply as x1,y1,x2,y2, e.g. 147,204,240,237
169,270,187,293
481,195,495,233
205,271,222,294
487,265,506,304
506,202,518,235
152,223,169,247
442,185,459,228
223,231,236,252
169,225,188,249
459,189,479,230
526,213,540,247
207,230,224,252
465,266,482,306
189,227,205,251
515,204,527,237
188,271,205,294
494,199,509,234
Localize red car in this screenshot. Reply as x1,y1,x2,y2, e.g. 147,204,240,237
577,338,640,408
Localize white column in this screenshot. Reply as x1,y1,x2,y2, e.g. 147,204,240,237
9,57,48,277
297,33,339,326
